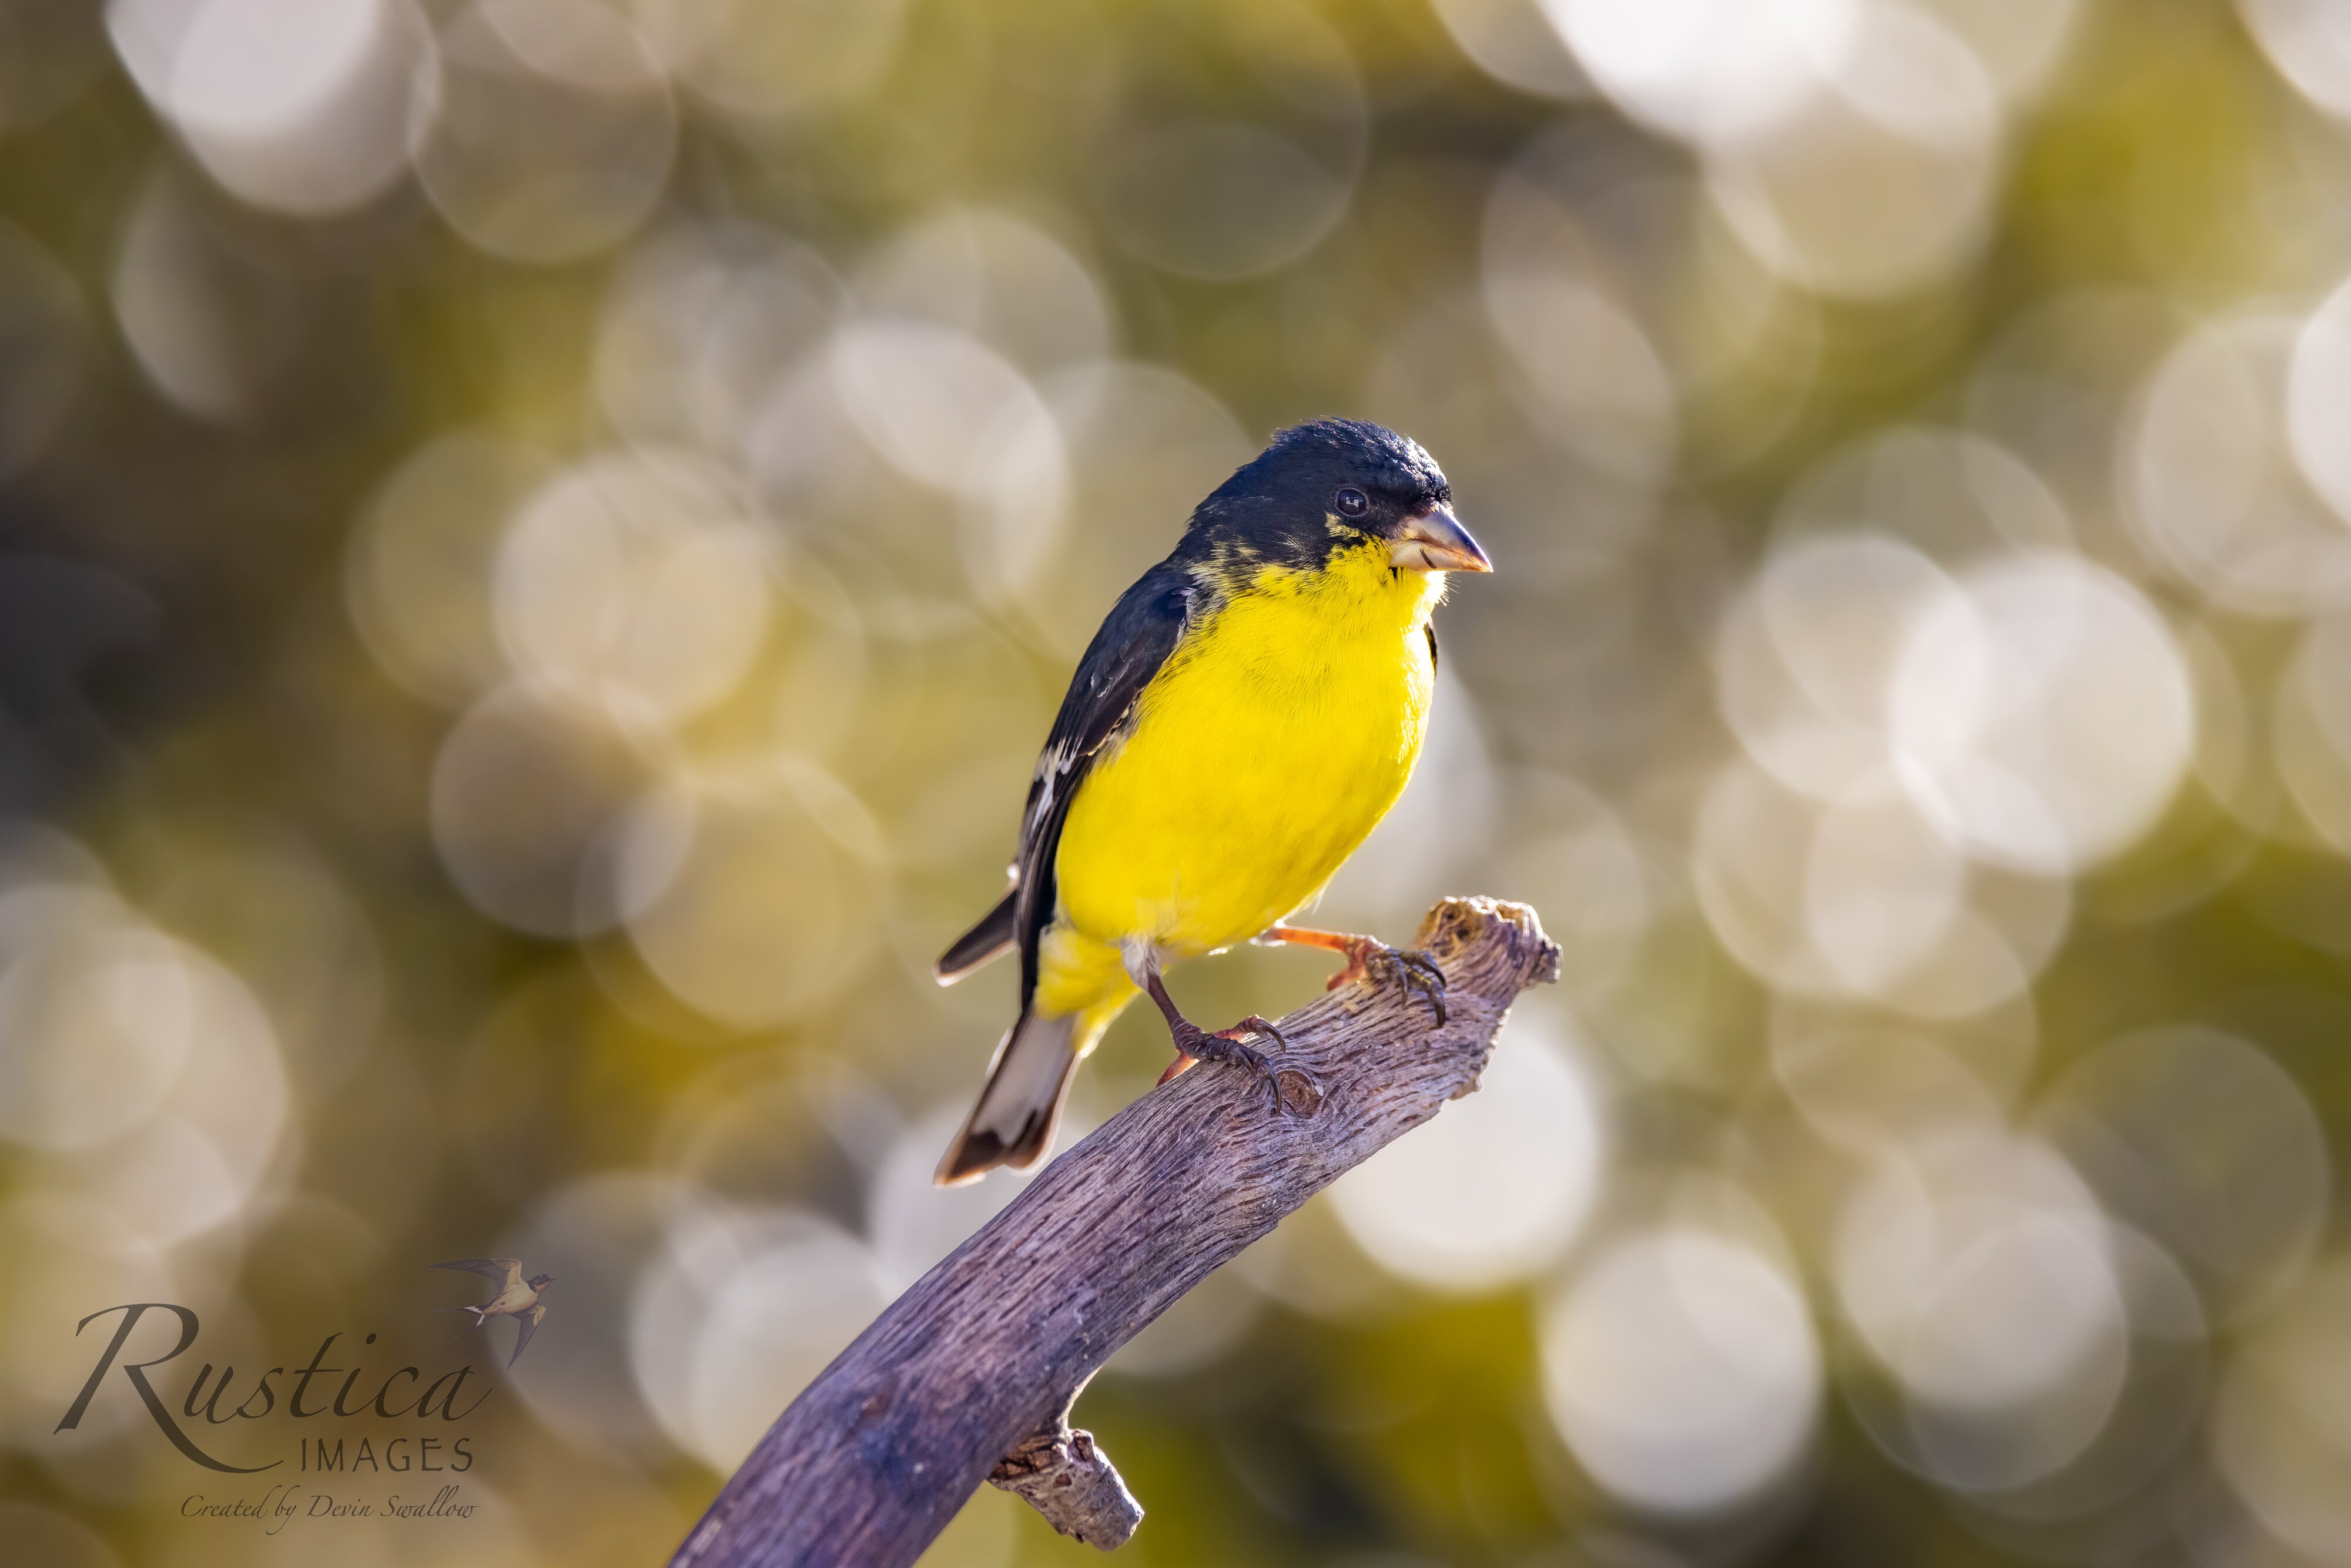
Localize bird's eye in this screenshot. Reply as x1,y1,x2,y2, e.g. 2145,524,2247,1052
1335,487,1369,518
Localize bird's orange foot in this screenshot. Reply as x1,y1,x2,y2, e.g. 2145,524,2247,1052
1262,924,1448,1025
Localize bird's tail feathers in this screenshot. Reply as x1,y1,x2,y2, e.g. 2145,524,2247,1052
935,889,1017,984
935,1007,1081,1186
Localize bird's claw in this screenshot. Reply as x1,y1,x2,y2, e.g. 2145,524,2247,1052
1328,939,1448,1025
1170,1015,1281,1077
1161,1015,1317,1114
1387,948,1449,1026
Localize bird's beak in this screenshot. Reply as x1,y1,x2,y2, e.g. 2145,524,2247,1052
1391,502,1491,574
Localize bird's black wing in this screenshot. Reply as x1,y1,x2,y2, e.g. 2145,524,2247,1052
431,1258,523,1291
510,1302,546,1367
1009,560,1195,1007
935,887,1016,981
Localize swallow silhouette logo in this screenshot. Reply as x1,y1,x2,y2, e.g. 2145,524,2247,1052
428,1261,553,1368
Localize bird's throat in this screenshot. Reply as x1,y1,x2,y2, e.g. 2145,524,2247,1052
1217,537,1447,632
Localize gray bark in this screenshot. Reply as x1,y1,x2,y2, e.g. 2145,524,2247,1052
669,896,1559,1568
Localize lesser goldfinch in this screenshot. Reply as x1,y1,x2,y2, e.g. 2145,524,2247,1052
933,418,1491,1185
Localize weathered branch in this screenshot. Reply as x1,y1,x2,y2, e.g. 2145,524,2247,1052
986,1420,1141,1546
669,896,1559,1568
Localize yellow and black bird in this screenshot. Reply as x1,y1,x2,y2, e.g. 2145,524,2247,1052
933,418,1491,1185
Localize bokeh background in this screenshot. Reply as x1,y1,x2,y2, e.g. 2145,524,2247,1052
11,0,2351,1563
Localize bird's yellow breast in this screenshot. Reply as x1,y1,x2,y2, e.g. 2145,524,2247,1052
1053,540,1442,962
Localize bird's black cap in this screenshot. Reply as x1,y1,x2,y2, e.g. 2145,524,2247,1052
1181,417,1453,572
